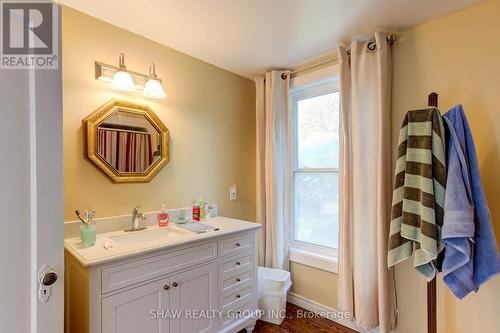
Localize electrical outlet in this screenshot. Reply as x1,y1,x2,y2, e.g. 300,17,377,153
229,184,238,201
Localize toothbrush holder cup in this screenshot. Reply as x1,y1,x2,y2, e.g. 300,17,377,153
80,224,97,247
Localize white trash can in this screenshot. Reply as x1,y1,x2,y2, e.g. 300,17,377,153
257,266,292,325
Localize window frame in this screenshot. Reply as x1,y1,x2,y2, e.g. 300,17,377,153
289,70,341,273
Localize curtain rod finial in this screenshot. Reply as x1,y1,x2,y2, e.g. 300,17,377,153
387,32,398,44
428,92,438,107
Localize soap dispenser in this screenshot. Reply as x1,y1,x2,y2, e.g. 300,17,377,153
157,204,169,227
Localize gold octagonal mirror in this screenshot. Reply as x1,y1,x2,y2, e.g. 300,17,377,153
83,99,169,183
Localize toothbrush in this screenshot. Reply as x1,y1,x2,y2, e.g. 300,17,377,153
75,210,87,225
75,209,96,225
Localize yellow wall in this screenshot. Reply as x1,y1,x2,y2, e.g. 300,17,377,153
62,7,256,221
392,1,500,332
289,262,338,308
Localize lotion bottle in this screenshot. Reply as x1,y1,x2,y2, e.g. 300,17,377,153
199,198,206,219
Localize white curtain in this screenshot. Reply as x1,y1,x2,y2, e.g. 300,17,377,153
255,71,290,270
337,32,397,332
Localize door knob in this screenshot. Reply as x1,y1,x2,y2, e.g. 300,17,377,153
41,271,58,286
38,265,58,303
163,285,169,291
172,282,178,287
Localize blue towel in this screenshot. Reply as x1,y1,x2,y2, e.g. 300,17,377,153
442,105,500,299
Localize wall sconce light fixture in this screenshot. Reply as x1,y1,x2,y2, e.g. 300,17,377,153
95,53,166,99
109,53,136,92
143,63,166,98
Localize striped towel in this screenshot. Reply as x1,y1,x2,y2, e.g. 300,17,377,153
388,108,447,281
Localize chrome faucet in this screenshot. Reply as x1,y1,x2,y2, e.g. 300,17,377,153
126,205,147,232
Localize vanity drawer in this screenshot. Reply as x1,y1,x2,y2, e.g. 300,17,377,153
219,251,253,277
220,284,253,310
220,299,254,329
220,267,253,294
101,242,217,293
219,233,253,257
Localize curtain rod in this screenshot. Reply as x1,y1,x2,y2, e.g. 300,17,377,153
281,33,397,80
98,125,149,135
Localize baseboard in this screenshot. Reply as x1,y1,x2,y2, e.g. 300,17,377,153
287,292,379,333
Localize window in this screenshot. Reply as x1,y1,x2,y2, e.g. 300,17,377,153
289,73,340,272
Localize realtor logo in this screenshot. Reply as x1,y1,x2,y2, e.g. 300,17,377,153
1,0,58,69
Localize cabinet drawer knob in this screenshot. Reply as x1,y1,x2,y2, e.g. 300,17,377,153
172,282,178,287
236,278,241,282
163,285,169,291
236,261,241,266
235,242,240,247
236,294,241,298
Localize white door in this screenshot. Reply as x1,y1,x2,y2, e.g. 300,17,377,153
0,3,63,333
170,262,218,333
102,277,172,333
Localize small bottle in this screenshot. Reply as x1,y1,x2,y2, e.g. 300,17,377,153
192,200,200,221
206,204,212,219
199,198,206,220
157,204,169,227
211,204,218,217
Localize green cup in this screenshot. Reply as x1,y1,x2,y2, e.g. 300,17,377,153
80,224,96,247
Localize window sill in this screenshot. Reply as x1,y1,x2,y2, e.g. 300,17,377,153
289,247,338,274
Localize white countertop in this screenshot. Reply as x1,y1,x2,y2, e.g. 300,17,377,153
64,216,260,268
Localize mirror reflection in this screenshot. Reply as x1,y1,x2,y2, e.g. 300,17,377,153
97,110,161,173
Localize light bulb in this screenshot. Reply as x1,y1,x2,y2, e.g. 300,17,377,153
109,70,136,92
142,63,166,98
109,52,136,92
143,78,166,98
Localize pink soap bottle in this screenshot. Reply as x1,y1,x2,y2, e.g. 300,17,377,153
157,204,169,227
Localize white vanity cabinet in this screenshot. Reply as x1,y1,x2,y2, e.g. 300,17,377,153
65,227,259,333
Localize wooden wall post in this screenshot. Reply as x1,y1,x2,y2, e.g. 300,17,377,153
427,91,438,333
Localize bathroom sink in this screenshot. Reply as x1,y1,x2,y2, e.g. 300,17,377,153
109,227,190,245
